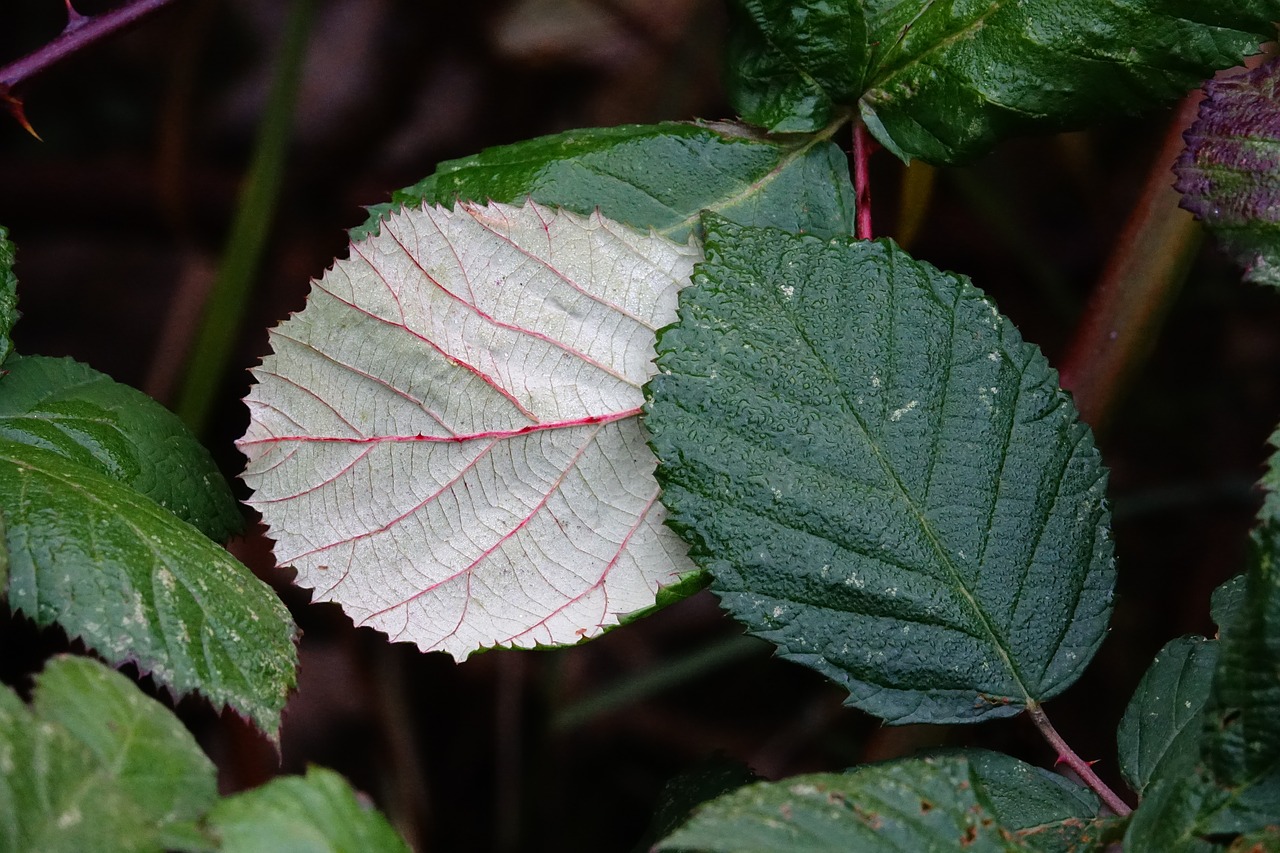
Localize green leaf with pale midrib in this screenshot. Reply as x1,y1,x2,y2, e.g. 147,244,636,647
353,120,855,242
0,439,297,737
727,0,1279,163
0,354,241,542
647,216,1114,724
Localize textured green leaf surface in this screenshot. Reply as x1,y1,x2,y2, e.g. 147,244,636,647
353,121,855,242
0,656,217,853
656,750,1102,852
209,766,410,853
0,440,297,737
1260,427,1280,534
728,0,1279,162
1117,636,1219,795
0,354,241,542
0,225,17,365
1176,57,1280,288
647,217,1114,724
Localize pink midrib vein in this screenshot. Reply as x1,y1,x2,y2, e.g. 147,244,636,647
237,407,641,447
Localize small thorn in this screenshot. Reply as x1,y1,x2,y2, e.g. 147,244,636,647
64,0,91,31
1,89,42,141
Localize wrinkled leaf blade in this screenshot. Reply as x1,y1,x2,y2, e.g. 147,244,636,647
0,439,297,737
241,201,700,659
1117,636,1219,795
727,0,1278,163
648,217,1114,724
0,225,17,364
0,354,242,542
208,766,410,853
353,121,856,243
655,751,1103,853
1176,57,1280,289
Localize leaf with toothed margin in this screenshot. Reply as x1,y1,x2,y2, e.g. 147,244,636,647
646,216,1115,725
1176,57,1280,289
0,438,297,739
239,200,702,659
0,225,17,365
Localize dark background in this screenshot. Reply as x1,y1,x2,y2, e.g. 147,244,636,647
2,2,1277,850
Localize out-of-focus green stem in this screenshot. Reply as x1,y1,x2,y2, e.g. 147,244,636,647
174,0,313,432
1058,93,1205,435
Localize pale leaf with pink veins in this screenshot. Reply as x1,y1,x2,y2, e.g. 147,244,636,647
239,200,701,658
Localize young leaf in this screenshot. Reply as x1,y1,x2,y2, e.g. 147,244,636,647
0,354,242,542
655,751,1103,853
353,121,856,243
207,766,410,853
240,200,701,659
0,225,17,365
0,440,298,738
1176,57,1280,289
727,0,1279,163
0,656,217,853
1116,635,1219,795
647,217,1114,724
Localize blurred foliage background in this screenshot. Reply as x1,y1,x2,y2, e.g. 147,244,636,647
2,2,1278,850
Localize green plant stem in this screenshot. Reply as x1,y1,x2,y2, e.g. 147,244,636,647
173,0,313,432
1028,703,1132,816
551,634,766,732
1057,93,1204,434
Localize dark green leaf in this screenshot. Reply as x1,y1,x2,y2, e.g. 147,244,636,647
647,217,1114,724
1260,427,1280,536
1123,773,1217,853
353,121,855,242
1197,534,1280,834
208,766,410,853
1117,636,1219,795
0,355,242,542
0,225,16,365
633,756,760,853
0,656,218,853
727,0,1279,162
0,440,297,738
655,750,1103,852
1228,826,1280,852
1176,57,1280,289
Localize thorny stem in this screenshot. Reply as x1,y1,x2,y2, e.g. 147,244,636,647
1028,703,1133,816
853,119,874,239
0,0,180,88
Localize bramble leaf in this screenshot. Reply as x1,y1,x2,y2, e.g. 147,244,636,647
0,225,17,365
0,440,297,737
0,655,217,853
728,0,1279,163
0,354,242,542
241,200,701,659
1116,635,1219,795
1176,57,1280,289
353,121,856,243
647,217,1114,724
208,767,409,853
655,751,1103,852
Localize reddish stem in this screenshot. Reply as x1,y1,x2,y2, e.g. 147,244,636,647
853,120,874,239
1028,704,1132,816
0,0,180,88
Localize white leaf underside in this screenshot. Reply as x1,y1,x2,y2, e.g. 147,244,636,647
239,200,701,658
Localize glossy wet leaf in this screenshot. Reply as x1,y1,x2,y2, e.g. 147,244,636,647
728,0,1279,162
0,656,217,853
0,440,297,738
1117,636,1219,795
241,200,700,659
647,217,1114,724
208,767,409,853
353,121,856,243
0,354,241,542
655,751,1102,853
1176,57,1280,289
